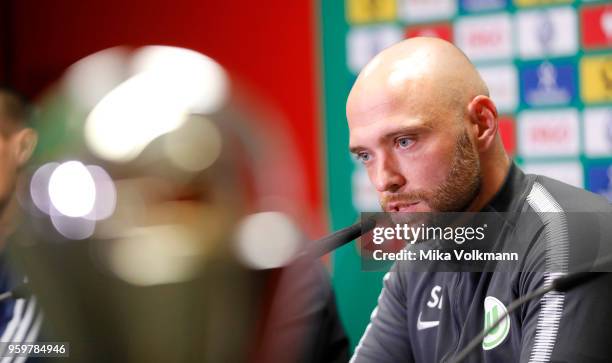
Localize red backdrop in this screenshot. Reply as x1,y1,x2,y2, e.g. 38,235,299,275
4,0,325,236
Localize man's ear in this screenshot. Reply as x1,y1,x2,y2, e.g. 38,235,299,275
467,95,498,152
12,128,38,167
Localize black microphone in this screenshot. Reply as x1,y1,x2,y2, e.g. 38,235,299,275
0,221,379,303
447,254,612,363
308,218,377,258
551,270,607,292
0,221,378,302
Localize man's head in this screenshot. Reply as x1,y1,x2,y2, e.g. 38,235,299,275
0,88,37,209
347,37,509,213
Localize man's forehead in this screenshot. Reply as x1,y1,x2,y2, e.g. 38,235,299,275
349,85,416,125
347,93,397,126
347,82,444,131
347,65,442,117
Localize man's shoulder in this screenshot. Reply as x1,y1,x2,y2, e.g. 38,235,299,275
517,172,612,274
524,172,612,213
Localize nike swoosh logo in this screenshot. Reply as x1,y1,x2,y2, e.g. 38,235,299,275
417,312,439,331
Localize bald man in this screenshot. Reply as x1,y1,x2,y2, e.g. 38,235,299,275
347,38,612,362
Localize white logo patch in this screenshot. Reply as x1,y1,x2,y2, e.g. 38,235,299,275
483,296,510,350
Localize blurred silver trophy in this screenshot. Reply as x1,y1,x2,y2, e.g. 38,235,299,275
11,46,347,362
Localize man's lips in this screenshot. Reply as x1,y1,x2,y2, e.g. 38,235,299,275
386,201,420,212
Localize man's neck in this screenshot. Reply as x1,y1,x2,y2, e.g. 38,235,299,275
467,151,511,212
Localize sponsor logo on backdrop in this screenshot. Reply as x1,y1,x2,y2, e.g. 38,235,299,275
513,0,572,8
405,23,453,42
518,109,579,157
460,0,507,13
584,107,612,157
478,65,518,113
581,5,612,50
523,162,584,188
399,0,457,22
587,164,612,202
537,10,554,48
454,13,513,61
347,26,404,74
520,61,576,106
346,0,398,25
498,117,516,155
580,55,612,104
516,7,577,59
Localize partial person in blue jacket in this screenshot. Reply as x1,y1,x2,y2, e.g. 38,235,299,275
0,88,40,361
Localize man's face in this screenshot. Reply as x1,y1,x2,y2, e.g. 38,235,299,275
348,89,482,213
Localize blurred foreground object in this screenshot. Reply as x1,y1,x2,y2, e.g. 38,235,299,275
10,46,348,362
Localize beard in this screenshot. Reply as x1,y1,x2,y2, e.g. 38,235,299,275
380,129,481,213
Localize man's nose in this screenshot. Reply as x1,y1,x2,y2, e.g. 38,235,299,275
373,154,406,193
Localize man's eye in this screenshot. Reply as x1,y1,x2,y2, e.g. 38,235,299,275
356,152,371,163
397,137,414,149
